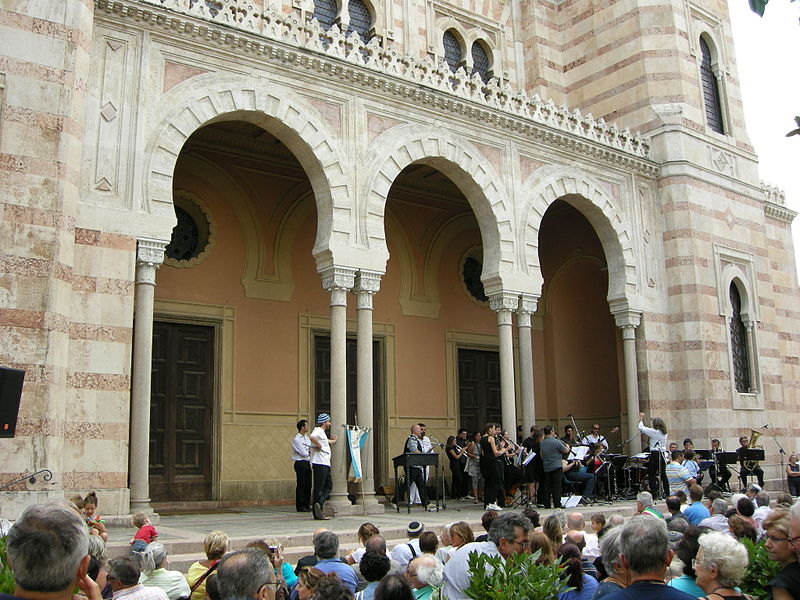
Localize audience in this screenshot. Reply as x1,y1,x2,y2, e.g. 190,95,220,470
296,568,327,600
390,522,425,571
698,499,729,532
312,531,359,593
474,510,497,542
186,530,229,600
542,514,563,549
752,491,772,528
373,575,414,600
418,532,438,557
139,542,192,600
294,529,328,575
692,532,749,600
217,549,276,600
356,553,390,600
727,514,758,542
563,531,597,579
763,509,800,599
529,531,556,565
346,523,380,566
594,527,626,599
666,526,703,597
556,543,597,600
108,556,169,600
404,555,443,600
683,485,709,526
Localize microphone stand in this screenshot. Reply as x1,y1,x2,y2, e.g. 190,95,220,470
769,429,788,493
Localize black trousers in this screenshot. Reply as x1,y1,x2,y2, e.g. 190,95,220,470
481,459,504,507
740,465,764,488
709,463,732,489
407,467,429,507
789,477,800,496
450,461,465,498
647,451,669,498
294,460,312,511
312,463,332,508
541,468,563,509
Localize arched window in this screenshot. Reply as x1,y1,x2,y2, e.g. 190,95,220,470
443,30,462,72
471,41,491,82
700,37,724,134
313,0,338,30
729,282,751,392
347,0,372,40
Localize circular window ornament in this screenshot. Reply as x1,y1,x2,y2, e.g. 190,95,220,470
460,246,488,305
164,190,215,268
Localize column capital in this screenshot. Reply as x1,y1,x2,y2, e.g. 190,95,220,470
517,294,539,315
489,291,519,313
353,270,383,295
321,266,357,292
135,239,167,285
612,309,643,329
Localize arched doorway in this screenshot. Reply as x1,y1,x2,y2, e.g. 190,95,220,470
537,199,624,436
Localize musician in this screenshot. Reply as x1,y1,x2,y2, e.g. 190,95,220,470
580,424,614,451
455,429,470,497
683,438,694,452
584,443,609,497
540,425,569,509
564,450,595,499
291,419,313,513
405,424,430,510
522,427,544,502
561,424,578,446
708,438,732,491
479,423,509,511
446,435,467,500
737,434,765,489
638,412,670,498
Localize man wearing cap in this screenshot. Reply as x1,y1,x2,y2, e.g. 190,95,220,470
389,521,425,571
310,413,337,520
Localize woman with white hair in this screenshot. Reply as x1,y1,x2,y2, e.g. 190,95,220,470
140,541,192,600
692,531,749,599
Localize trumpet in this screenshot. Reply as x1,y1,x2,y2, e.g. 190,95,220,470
428,435,445,448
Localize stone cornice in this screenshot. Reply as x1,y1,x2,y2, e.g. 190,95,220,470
97,0,660,177
764,202,796,224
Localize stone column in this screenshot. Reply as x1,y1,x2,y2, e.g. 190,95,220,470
490,292,518,437
129,239,167,513
742,318,759,393
614,310,643,454
321,266,356,515
353,270,384,513
516,294,539,433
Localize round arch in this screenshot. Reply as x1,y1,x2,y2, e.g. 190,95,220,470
361,125,515,292
521,165,638,307
143,72,351,270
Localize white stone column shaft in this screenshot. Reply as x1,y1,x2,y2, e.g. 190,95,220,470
743,321,759,393
129,239,166,513
322,266,356,513
354,270,382,509
517,295,538,432
613,309,643,455
491,292,518,437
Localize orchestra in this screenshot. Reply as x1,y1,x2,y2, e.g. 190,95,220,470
393,414,783,511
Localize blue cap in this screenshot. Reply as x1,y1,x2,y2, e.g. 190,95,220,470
317,413,331,424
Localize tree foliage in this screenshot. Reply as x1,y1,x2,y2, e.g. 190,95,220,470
464,550,569,600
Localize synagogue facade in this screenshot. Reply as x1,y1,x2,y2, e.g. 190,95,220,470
0,0,798,516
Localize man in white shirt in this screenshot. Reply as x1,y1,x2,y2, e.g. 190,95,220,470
752,490,772,528
699,498,730,532
389,521,425,571
580,424,617,451
442,512,532,600
310,413,337,520
292,419,313,513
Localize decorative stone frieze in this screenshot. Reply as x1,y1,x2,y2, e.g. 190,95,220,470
98,0,656,175
762,181,796,223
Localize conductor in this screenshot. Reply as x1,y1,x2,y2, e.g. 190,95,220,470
405,424,430,510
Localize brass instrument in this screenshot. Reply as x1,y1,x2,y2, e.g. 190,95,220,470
743,429,763,470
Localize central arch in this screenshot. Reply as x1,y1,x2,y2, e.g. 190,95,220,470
143,72,352,270
361,125,515,290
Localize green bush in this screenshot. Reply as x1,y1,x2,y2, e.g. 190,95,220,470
0,537,15,594
739,537,780,599
464,550,569,600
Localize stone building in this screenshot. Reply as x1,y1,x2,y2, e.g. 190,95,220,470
0,0,797,517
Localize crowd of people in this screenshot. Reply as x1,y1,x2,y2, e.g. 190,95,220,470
4,485,800,600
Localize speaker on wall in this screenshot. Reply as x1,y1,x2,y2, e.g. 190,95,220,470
0,367,25,438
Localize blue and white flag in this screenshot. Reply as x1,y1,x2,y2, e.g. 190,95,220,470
345,425,369,481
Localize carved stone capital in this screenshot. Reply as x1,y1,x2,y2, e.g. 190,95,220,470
353,270,382,295
612,309,643,329
135,239,167,286
489,291,519,313
517,294,539,316
321,266,357,293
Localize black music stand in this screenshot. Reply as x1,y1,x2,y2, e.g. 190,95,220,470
392,453,442,514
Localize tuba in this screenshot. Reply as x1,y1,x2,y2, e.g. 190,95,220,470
743,429,763,471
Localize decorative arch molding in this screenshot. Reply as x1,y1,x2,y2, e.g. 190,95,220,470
714,246,759,322
521,165,638,306
362,125,515,293
143,72,351,270
432,18,467,58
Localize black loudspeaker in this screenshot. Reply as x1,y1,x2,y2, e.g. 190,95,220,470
0,367,25,438
704,483,723,498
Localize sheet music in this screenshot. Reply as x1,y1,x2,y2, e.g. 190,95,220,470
570,446,589,460
522,451,536,466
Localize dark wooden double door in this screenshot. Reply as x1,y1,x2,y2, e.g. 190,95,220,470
149,321,214,502
458,348,501,435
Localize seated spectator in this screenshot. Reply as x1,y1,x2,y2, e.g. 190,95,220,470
557,543,598,600
244,540,297,594
404,555,443,600
735,496,761,537
566,512,599,559
522,508,541,529
693,531,749,599
346,523,380,566
529,531,556,565
699,499,730,532
186,530,229,600
312,576,354,600
433,526,453,565
665,496,686,524
636,492,664,519
563,531,598,579
474,511,497,542
683,485,710,526
418,532,438,556
140,542,191,600
763,509,800,599
296,568,328,600
373,574,414,600
666,526,703,597
356,553,390,600
216,548,277,600
108,556,169,600
205,573,220,600
87,535,111,599
752,491,772,528
295,529,328,575
594,527,627,599
6,501,99,600
543,514,563,549
438,522,473,564
312,531,359,593
728,515,757,542
352,536,402,586
390,522,425,571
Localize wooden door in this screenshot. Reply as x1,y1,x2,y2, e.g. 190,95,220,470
149,321,214,502
457,348,501,435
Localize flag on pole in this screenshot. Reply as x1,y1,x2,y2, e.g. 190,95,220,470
345,425,369,481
